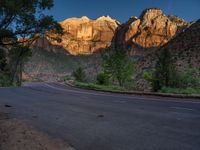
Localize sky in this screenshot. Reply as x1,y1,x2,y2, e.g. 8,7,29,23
45,0,200,23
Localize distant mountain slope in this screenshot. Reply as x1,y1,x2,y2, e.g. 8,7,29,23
24,48,102,81
162,19,200,69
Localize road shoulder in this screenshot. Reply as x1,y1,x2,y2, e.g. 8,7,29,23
0,112,75,150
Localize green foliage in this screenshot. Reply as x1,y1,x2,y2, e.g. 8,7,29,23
0,71,12,87
143,72,153,82
74,81,125,92
103,48,135,87
144,49,178,91
61,75,72,82
143,71,160,92
72,67,86,82
144,49,200,93
0,48,12,86
160,87,200,94
154,49,177,91
0,0,63,86
172,68,200,88
96,72,109,85
145,68,200,92
0,0,63,46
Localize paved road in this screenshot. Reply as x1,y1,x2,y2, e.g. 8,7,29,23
0,83,200,150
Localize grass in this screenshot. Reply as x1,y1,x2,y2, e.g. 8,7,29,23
160,87,200,95
74,81,126,92
74,81,200,96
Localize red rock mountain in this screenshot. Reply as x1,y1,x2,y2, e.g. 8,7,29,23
115,8,189,55
34,8,189,55
34,16,120,55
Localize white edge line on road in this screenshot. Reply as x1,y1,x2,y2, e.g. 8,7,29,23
43,83,200,104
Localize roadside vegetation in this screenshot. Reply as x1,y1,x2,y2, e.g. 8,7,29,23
72,48,136,92
74,81,125,92
71,48,200,95
143,49,200,94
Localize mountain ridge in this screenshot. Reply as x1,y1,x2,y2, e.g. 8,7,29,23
33,8,190,55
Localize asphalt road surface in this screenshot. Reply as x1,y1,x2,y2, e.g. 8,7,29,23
0,82,200,150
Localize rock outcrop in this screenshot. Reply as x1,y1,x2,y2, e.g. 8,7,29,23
33,37,67,54
38,16,120,55
115,8,189,55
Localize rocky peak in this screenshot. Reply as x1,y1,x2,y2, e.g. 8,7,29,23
116,8,189,56
81,16,90,21
96,15,116,22
140,8,164,20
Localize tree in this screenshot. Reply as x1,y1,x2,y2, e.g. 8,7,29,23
0,0,63,86
72,67,86,82
144,49,178,91
0,0,63,46
103,48,135,87
0,47,12,86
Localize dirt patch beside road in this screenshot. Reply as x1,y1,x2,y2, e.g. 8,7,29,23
0,113,75,150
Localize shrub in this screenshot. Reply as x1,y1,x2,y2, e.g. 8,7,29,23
0,71,12,87
143,71,161,92
96,73,109,85
61,75,71,82
178,68,200,88
72,67,86,82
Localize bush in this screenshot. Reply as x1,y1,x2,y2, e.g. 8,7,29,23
72,67,86,82
143,71,161,92
144,68,200,93
61,75,71,82
0,72,12,87
177,68,200,88
96,73,109,85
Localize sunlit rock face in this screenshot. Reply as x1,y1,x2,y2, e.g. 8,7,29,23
37,16,119,55
115,8,189,55
33,8,189,56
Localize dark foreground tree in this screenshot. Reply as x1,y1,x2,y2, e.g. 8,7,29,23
103,48,135,87
0,0,63,86
144,49,178,91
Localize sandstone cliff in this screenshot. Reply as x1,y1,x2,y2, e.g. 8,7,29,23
38,16,120,55
33,8,189,56
115,8,189,55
